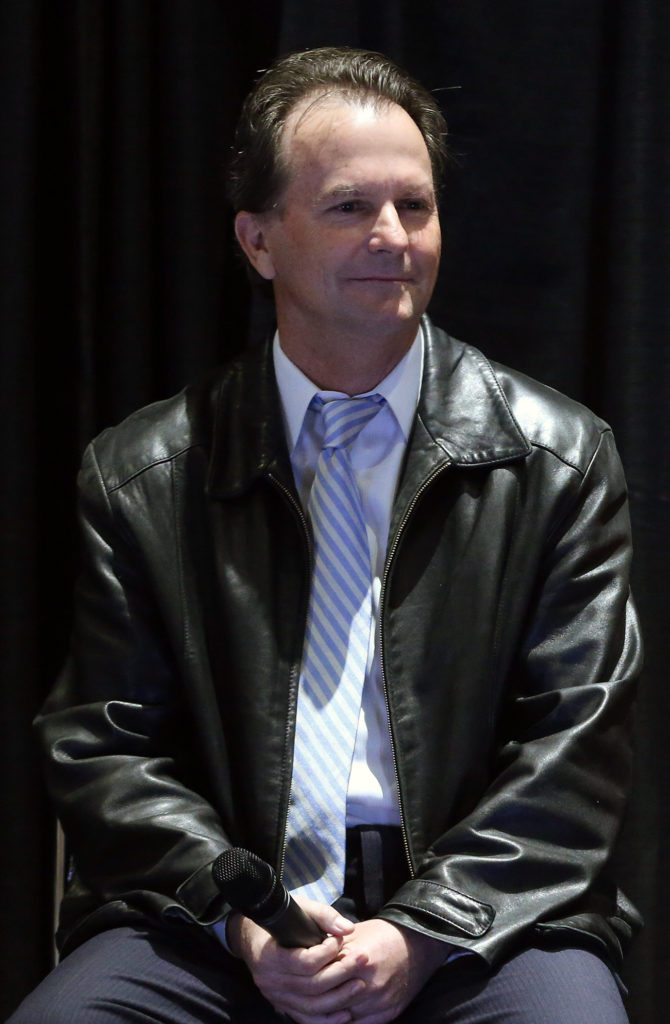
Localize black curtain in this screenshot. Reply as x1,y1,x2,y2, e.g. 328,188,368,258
1,1,667,1020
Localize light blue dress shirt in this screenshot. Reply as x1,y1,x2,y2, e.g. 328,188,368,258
273,328,424,827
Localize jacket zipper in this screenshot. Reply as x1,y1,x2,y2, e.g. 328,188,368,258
271,456,451,884
379,459,452,878
267,471,312,881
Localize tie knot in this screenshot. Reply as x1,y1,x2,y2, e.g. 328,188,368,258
315,394,385,451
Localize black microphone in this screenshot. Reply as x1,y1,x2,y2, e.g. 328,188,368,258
212,847,327,948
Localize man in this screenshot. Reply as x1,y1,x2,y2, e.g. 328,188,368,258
12,47,641,1024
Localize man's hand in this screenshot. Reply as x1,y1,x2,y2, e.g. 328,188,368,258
228,899,449,1024
336,919,448,1024
227,898,369,1024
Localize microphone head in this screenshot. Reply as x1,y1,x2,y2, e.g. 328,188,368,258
212,847,277,913
212,847,324,947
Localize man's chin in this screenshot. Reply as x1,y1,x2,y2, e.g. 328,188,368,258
348,296,424,332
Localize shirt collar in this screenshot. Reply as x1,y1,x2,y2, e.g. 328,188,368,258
273,327,424,454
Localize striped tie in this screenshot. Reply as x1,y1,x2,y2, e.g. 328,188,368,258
283,394,386,904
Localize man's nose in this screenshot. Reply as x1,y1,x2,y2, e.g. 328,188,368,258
368,203,409,253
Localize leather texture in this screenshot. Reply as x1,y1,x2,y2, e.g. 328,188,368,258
36,318,643,968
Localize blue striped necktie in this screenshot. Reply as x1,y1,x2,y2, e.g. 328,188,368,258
283,394,386,904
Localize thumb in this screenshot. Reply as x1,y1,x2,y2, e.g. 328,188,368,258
294,896,355,938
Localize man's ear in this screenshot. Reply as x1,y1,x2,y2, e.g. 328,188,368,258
234,211,276,280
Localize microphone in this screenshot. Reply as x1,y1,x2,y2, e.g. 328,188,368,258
212,847,327,948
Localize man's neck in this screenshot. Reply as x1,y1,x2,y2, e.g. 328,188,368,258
276,319,419,395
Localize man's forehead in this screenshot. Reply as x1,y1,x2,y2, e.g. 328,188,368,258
283,90,389,139
279,93,432,181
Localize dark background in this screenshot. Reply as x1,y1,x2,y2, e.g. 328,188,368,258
1,1,668,1020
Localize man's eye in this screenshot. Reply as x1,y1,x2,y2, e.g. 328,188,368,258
335,201,359,213
400,199,430,211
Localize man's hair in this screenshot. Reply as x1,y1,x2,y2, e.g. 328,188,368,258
227,46,449,214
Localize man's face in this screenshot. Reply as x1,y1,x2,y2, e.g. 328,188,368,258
238,96,442,348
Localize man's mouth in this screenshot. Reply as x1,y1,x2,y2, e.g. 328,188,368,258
349,276,413,282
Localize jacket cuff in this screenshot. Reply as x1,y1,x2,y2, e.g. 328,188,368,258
378,878,494,943
173,857,230,925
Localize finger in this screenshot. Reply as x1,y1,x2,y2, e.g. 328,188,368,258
344,1013,393,1024
286,1010,353,1024
274,956,367,997
276,935,353,976
335,943,370,969
296,897,356,938
253,933,337,977
273,976,366,1017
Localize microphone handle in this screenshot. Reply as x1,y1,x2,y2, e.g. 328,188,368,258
253,889,326,948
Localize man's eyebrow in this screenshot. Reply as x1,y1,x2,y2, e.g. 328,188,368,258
315,182,435,205
315,185,363,203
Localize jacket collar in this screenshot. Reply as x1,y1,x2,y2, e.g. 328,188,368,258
417,316,530,467
207,338,290,498
206,316,531,499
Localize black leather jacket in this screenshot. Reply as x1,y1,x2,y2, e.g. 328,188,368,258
37,318,642,967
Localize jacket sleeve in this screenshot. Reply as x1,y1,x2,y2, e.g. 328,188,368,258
378,428,643,968
35,441,230,946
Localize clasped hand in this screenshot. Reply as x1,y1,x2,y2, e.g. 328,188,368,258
227,897,447,1024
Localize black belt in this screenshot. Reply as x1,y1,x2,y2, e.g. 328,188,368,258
336,825,409,920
